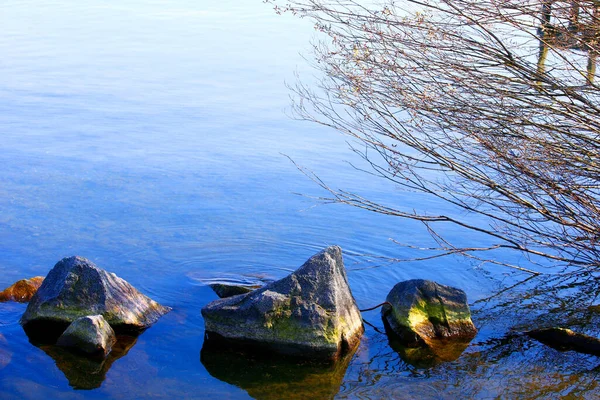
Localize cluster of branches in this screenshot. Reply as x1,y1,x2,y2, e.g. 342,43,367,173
267,0,600,274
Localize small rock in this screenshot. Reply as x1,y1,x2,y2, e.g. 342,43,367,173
0,277,44,302
209,283,259,298
57,315,116,357
197,274,273,298
21,256,171,335
201,246,364,361
527,327,600,356
382,279,477,345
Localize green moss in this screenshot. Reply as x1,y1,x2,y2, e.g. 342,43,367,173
204,294,357,350
264,305,340,345
393,299,473,331
406,300,429,327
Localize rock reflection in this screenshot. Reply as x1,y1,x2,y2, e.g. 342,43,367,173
200,338,358,400
386,335,471,369
380,318,472,368
36,335,138,390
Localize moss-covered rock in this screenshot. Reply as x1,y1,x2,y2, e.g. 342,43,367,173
201,246,363,361
382,279,477,345
57,315,116,357
0,277,44,303
20,256,171,335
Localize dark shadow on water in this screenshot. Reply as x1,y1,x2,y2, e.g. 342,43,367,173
35,335,138,390
21,319,71,345
200,337,358,400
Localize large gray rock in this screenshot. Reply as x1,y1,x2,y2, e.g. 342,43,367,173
382,279,477,345
57,315,116,357
21,256,171,333
201,246,363,360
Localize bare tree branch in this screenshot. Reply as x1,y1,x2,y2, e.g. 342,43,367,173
270,0,600,275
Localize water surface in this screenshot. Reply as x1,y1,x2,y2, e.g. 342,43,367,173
0,1,597,399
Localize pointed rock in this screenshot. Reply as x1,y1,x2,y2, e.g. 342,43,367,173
20,256,171,334
201,246,363,361
382,279,477,345
0,276,44,302
57,315,116,357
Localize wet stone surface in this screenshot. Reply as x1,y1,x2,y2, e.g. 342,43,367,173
57,315,117,357
202,246,364,361
382,279,477,345
21,256,171,334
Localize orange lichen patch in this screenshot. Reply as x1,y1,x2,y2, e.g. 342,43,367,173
0,276,44,302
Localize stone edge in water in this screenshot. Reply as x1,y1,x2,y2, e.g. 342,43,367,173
382,279,477,344
202,246,364,362
20,256,171,333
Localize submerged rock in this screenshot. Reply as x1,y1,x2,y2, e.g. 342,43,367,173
527,327,600,356
209,283,260,298
0,277,44,302
382,279,477,345
196,274,273,298
57,315,116,357
202,246,363,361
21,256,171,335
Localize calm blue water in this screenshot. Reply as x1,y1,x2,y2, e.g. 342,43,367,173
0,1,596,399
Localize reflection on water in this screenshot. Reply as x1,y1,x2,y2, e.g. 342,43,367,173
201,338,357,400
385,332,471,369
537,0,598,84
337,322,600,399
37,335,138,390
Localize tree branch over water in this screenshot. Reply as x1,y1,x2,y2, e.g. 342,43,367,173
268,0,600,274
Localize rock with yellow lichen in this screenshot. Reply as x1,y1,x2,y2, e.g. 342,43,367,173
20,256,171,336
201,246,363,361
382,279,477,345
0,276,44,302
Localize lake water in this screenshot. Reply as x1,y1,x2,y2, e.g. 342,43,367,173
1,1,597,398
